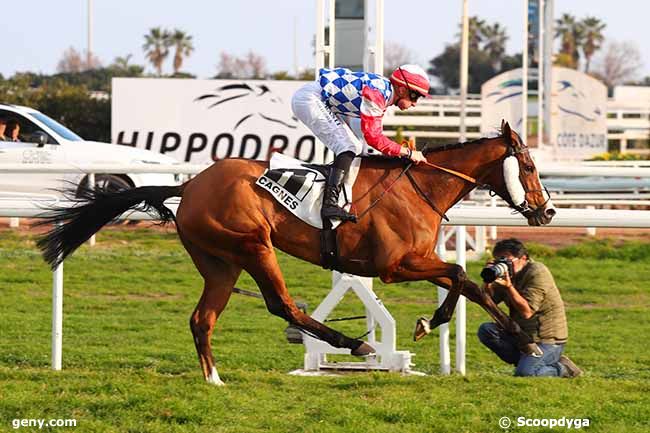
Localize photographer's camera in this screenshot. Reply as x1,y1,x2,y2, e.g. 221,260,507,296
480,258,515,283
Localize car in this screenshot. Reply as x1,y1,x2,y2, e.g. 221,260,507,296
0,104,183,196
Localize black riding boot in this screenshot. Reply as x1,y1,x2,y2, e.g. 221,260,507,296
321,155,357,223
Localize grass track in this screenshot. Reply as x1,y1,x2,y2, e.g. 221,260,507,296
1,228,649,432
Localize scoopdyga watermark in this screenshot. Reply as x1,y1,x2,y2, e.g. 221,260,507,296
499,416,590,429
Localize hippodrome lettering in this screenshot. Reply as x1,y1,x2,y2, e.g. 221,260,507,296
116,130,322,163
256,175,300,210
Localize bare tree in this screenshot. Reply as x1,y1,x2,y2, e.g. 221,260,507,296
215,51,267,79
245,51,267,79
57,46,102,73
592,41,643,89
383,42,416,74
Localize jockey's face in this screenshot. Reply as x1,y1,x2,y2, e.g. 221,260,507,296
394,86,419,110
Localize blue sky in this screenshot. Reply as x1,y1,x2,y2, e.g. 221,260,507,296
3,0,649,79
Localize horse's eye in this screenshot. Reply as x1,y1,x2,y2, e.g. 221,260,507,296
524,165,535,173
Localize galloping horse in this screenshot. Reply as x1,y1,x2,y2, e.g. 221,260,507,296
37,121,555,385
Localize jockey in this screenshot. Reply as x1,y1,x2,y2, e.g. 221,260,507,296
291,64,429,223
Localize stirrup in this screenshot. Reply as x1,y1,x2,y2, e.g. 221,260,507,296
322,206,357,223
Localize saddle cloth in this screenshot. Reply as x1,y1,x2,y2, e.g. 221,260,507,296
255,152,360,229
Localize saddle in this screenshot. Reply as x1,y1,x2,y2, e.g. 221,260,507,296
255,153,361,270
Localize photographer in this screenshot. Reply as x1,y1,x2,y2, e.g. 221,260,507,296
478,238,582,378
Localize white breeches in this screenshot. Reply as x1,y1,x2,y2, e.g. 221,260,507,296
291,82,367,156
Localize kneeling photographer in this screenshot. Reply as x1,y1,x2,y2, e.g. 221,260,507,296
478,238,582,378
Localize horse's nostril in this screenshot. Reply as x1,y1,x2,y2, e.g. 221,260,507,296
545,208,556,218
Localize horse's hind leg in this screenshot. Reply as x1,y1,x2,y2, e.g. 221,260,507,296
245,246,374,356
183,238,241,385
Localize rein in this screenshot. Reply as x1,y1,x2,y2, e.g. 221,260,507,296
421,160,482,186
353,162,413,220
353,158,483,222
351,141,547,222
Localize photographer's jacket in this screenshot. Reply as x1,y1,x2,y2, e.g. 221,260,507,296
493,261,568,344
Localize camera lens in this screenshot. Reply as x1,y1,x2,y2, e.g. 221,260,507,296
480,267,499,283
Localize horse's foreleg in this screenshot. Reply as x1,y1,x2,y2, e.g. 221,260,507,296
183,238,241,385
246,247,374,356
384,253,467,341
429,274,539,355
459,279,540,355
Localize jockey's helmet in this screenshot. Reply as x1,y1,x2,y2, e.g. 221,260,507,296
390,64,430,99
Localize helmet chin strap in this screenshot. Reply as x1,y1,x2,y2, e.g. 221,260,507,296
503,156,526,208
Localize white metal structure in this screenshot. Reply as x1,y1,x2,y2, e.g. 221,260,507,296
315,0,384,75
298,272,415,373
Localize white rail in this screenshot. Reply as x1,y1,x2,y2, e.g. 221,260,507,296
0,162,647,177
4,197,649,372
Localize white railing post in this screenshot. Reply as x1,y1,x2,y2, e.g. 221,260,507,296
52,224,64,371
436,226,451,375
490,195,498,240
88,173,96,246
455,226,467,375
586,205,596,236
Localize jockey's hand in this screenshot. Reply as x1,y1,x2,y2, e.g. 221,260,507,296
400,147,427,165
410,150,427,164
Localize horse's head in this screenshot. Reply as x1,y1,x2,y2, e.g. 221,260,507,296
483,120,556,226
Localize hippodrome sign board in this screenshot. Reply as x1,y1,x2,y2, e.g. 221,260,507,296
481,67,607,160
112,78,329,164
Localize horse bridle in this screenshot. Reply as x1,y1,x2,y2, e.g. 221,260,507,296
353,143,551,222
495,146,552,218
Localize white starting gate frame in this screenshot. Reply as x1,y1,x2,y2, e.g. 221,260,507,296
298,272,416,374
294,226,469,376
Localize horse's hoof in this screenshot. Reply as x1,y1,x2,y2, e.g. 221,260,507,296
413,317,431,342
351,341,375,357
205,367,225,386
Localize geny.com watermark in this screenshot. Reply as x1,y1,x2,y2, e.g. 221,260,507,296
499,416,590,429
12,418,77,430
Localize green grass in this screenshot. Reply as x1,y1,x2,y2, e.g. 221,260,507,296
1,228,649,433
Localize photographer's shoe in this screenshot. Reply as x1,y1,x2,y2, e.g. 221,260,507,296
559,355,583,378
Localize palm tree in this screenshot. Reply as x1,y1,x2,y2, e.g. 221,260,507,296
112,54,132,70
482,22,508,70
581,16,606,73
468,16,486,50
555,14,583,69
457,16,486,51
170,29,194,75
143,27,172,76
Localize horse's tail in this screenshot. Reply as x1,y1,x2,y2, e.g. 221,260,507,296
36,183,185,269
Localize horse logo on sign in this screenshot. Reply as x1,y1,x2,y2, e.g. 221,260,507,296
195,83,299,130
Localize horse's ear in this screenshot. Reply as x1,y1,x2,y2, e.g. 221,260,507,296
502,120,513,145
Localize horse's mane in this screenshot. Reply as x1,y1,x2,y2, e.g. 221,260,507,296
421,135,496,155
357,133,503,165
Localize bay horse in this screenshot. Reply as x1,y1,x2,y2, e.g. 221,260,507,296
37,121,555,385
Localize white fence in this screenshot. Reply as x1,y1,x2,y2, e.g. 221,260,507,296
383,95,650,155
